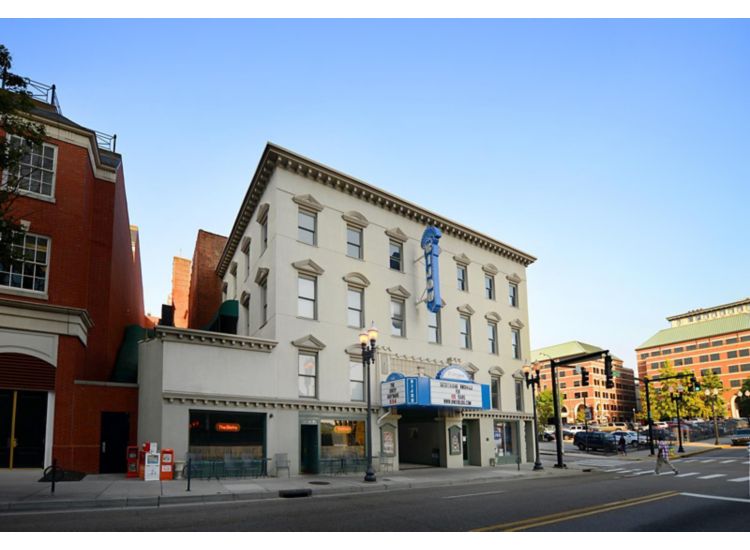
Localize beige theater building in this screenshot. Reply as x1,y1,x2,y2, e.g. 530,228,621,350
138,143,537,475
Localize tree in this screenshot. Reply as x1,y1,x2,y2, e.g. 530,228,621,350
0,44,46,266
646,361,703,421
737,379,750,422
535,389,554,430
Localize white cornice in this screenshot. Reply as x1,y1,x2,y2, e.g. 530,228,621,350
217,144,537,277
162,391,374,414
0,298,93,345
153,326,277,352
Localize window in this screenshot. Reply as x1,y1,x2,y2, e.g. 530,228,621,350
511,328,521,360
459,314,472,349
260,280,268,325
730,379,741,388
0,233,49,293
349,360,364,401
508,282,518,307
683,357,693,365
662,349,672,355
389,240,402,271
726,338,738,345
686,345,697,351
698,342,709,349
712,367,722,375
427,309,441,344
298,210,316,245
4,136,56,197
727,350,738,359
710,353,720,361
390,299,405,337
298,276,317,319
728,365,739,374
298,353,317,398
742,336,750,342
347,287,364,328
712,340,723,347
674,359,683,366
261,218,268,252
699,355,709,363
674,347,684,353
515,379,523,411
346,226,363,259
457,264,468,291
485,275,495,300
488,322,498,354
651,350,661,356
491,377,501,409
740,349,750,358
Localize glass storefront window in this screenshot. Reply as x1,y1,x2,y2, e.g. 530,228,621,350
319,419,365,459
188,410,265,459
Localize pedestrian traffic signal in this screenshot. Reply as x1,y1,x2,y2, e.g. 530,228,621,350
691,376,701,392
581,367,590,386
604,354,614,389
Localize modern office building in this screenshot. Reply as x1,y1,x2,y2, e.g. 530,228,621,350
636,298,750,418
0,82,148,473
532,341,637,425
138,143,537,475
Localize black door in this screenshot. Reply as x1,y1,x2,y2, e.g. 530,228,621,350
0,390,12,468
300,424,319,474
13,391,47,468
100,412,129,473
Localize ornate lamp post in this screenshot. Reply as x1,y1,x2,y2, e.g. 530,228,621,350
359,324,378,483
669,384,686,453
522,363,544,471
737,390,750,425
704,388,720,446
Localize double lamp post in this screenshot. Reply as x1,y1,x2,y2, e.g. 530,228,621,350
359,324,378,483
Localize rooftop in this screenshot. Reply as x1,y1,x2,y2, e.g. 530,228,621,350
637,313,750,350
531,341,611,363
666,297,750,322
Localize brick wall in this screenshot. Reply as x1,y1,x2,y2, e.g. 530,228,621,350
188,230,228,329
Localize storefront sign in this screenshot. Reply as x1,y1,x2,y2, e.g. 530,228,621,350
215,422,241,432
381,378,406,406
429,380,484,408
420,226,443,313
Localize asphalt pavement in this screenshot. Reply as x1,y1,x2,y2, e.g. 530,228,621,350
0,436,742,516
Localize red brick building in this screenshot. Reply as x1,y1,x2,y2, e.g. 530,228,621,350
0,85,148,473
636,298,750,419
532,341,637,425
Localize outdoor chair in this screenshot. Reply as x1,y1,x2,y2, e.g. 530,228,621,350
274,453,290,478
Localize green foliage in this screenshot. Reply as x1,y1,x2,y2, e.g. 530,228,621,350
738,379,750,419
535,389,554,428
0,44,46,266
645,361,704,421
698,371,726,419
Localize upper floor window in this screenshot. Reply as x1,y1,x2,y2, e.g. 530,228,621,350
298,210,317,245
4,136,57,198
0,233,49,293
347,226,363,259
457,264,468,291
459,314,472,349
390,298,405,337
260,280,268,325
485,274,495,300
298,275,317,319
488,322,498,355
427,309,441,344
261,219,268,252
298,352,317,398
508,282,518,307
511,328,521,359
515,379,524,411
350,360,364,401
347,287,364,328
389,240,402,271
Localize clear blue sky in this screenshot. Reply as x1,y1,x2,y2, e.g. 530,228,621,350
2,19,749,369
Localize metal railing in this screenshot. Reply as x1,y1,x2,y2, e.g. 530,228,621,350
21,78,61,114
95,131,117,153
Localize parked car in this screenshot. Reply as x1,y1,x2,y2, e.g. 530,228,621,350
731,428,750,446
562,425,585,439
574,431,617,452
610,430,639,446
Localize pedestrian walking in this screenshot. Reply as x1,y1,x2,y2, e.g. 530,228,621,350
654,437,678,475
618,434,627,455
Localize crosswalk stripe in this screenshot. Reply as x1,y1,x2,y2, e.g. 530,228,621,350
697,474,726,480
728,477,750,483
720,460,736,464
676,472,699,478
605,469,625,472
699,459,716,463
682,459,697,463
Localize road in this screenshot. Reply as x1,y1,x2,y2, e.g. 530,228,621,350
0,447,747,531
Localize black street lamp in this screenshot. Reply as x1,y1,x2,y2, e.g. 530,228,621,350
359,324,378,483
522,363,544,471
669,384,686,453
737,390,750,425
704,388,720,446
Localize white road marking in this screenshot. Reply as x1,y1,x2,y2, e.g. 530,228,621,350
682,459,698,463
699,459,716,463
604,469,626,473
442,490,507,500
681,492,750,504
676,472,700,478
720,460,736,464
628,471,654,476
697,474,727,480
728,477,750,483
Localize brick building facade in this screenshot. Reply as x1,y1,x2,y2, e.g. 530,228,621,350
0,88,147,473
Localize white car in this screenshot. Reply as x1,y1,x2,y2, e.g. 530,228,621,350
610,430,639,445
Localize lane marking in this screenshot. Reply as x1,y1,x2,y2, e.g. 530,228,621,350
697,474,727,480
627,471,654,477
728,477,750,483
681,492,750,504
473,491,678,532
604,469,626,473
720,460,736,464
699,459,716,463
442,490,507,500
676,472,699,478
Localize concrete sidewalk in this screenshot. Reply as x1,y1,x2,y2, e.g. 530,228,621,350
0,437,736,514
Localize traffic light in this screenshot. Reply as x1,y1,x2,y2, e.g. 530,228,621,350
604,354,614,389
581,367,590,386
691,376,701,392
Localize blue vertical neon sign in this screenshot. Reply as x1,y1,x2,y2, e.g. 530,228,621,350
421,226,443,313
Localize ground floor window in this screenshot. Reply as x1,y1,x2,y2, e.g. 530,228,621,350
493,420,517,464
188,410,265,459
320,419,365,459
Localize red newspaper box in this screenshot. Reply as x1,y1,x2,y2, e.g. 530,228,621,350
160,448,174,480
126,446,139,478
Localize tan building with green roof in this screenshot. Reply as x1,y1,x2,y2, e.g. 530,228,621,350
531,341,636,425
636,298,750,418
